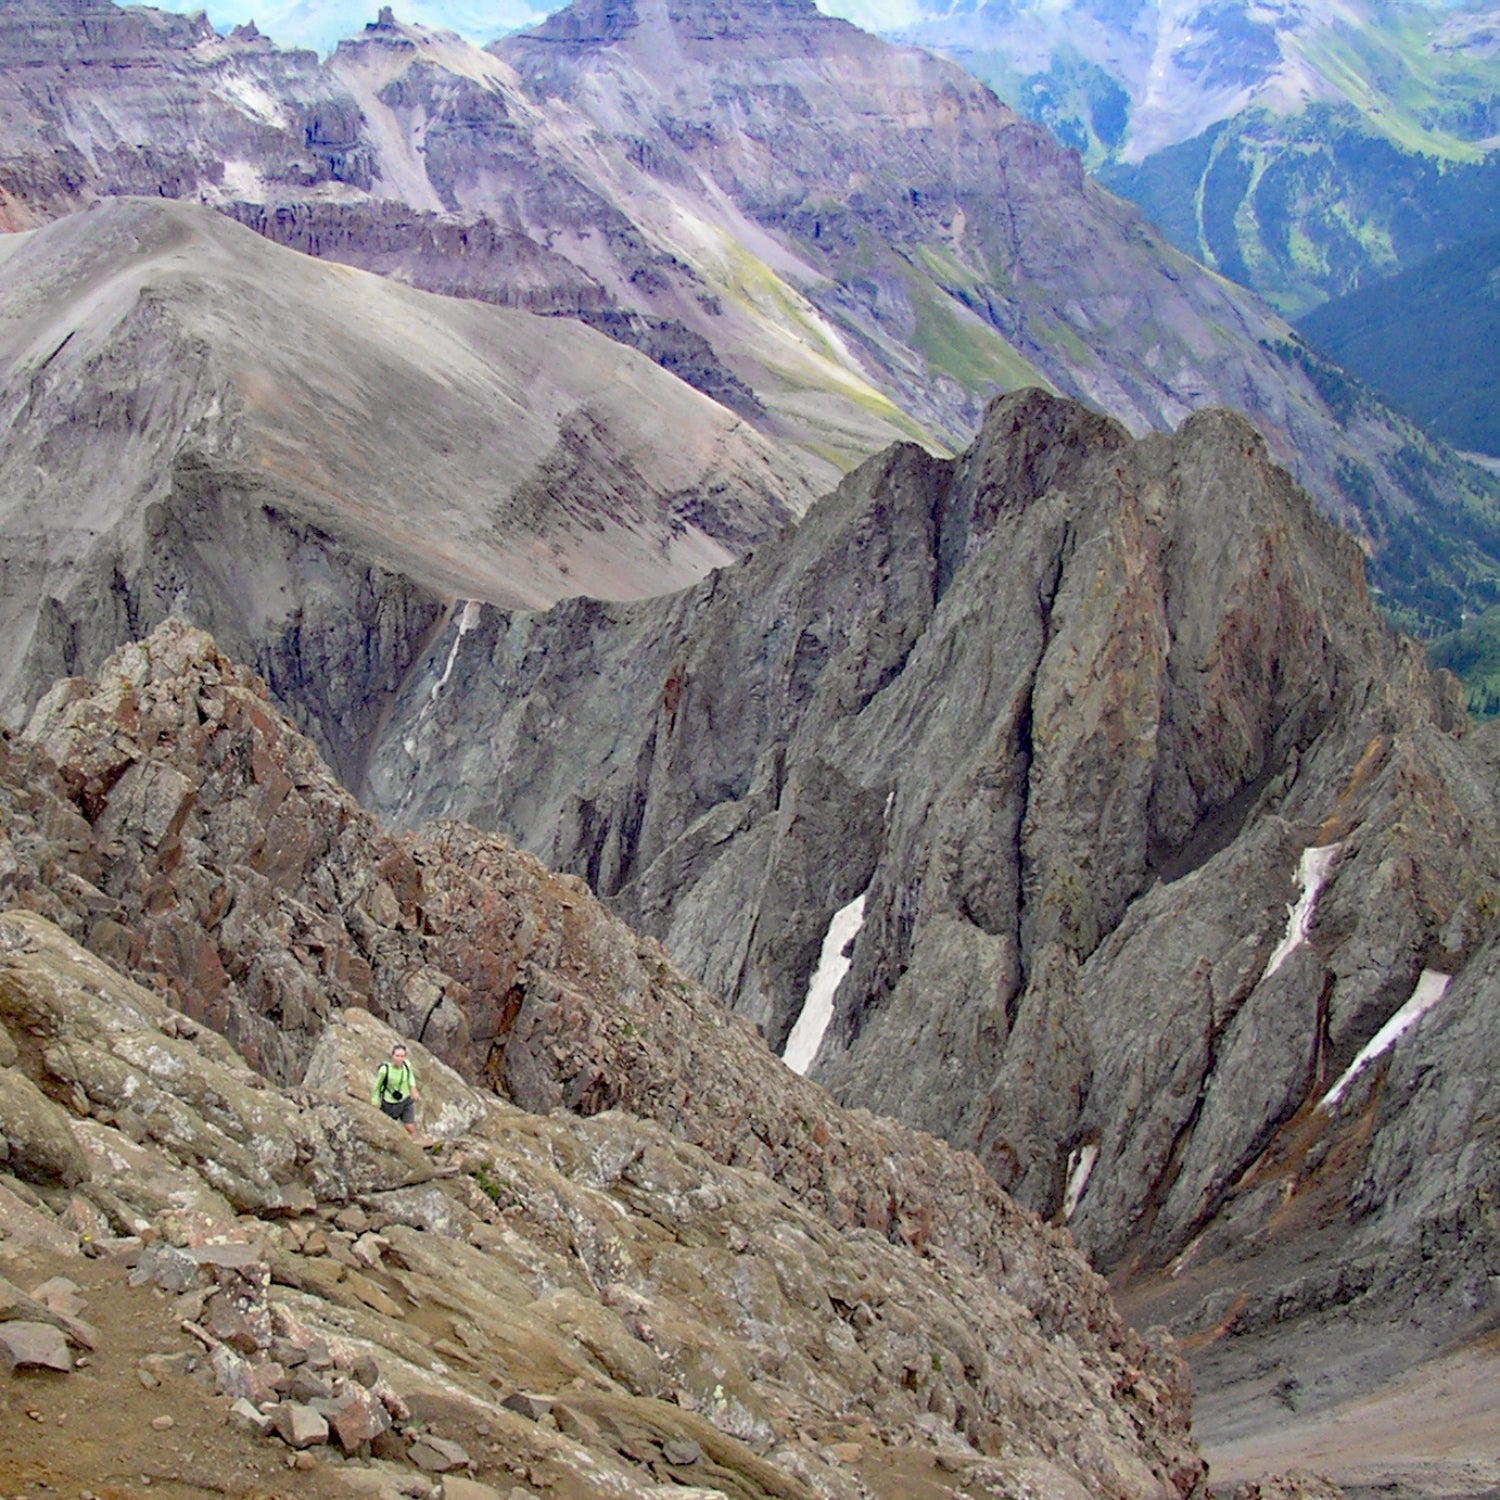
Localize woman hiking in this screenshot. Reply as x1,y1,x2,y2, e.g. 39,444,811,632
371,1042,420,1137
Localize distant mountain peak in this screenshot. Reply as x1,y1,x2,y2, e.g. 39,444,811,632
516,0,846,52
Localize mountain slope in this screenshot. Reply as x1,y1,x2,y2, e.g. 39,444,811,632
3,0,1500,632
361,388,1500,1433
0,618,1207,1498
1296,228,1500,457
0,196,813,778
892,0,1500,315
1100,103,1500,317
891,0,1500,169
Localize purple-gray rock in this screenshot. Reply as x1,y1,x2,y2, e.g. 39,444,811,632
0,1320,72,1372
408,1433,471,1473
129,1243,201,1295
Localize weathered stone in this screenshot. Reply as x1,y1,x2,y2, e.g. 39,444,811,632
87,1235,145,1264
227,1397,273,1436
271,1401,329,1449
130,1242,201,1294
0,1320,71,1372
329,1385,393,1452
0,1065,89,1187
29,1277,83,1317
351,1232,386,1269
662,1438,703,1466
408,1433,471,1473
551,1401,602,1445
439,1478,506,1500
203,1295,263,1355
211,1346,285,1407
289,1367,333,1403
340,1270,405,1320
268,1334,307,1367
501,1392,554,1422
333,1205,369,1233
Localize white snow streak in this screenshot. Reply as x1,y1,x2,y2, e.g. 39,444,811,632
1262,843,1341,981
1062,1143,1099,1221
430,599,482,705
782,893,867,1076
1318,970,1452,1112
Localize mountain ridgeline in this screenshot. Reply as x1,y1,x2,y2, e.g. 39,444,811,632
1,0,1499,635
0,620,1208,1500
365,389,1500,1437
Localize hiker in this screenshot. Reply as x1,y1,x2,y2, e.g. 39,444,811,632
371,1042,420,1137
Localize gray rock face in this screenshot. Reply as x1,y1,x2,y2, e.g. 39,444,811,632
363,389,1500,1412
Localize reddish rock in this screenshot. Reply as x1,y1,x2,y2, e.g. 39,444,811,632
328,1386,392,1452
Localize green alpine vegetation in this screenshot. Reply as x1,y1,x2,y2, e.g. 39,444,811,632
1428,603,1500,717
895,1,1500,317
1296,229,1500,458
1103,106,1500,317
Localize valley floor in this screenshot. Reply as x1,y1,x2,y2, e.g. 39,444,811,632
1201,1339,1500,1500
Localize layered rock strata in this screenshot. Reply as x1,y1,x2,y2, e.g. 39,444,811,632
0,0,1497,626
0,196,812,773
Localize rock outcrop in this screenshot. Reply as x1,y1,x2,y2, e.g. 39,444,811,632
0,623,1204,1499
362,388,1500,1426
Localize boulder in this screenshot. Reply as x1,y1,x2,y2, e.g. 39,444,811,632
271,1401,330,1449
329,1384,393,1451
0,1319,71,1372
0,1065,88,1187
408,1433,471,1473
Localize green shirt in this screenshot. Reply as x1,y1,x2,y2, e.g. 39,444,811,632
372,1059,415,1105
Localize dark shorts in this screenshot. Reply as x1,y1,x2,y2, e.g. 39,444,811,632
380,1096,415,1124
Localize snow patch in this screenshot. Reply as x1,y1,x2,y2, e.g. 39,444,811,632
782,893,867,1076
1262,843,1341,982
430,599,482,705
1062,1142,1099,1221
1318,970,1452,1112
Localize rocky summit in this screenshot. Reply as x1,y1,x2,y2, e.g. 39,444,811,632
364,388,1500,1452
1,617,1205,1500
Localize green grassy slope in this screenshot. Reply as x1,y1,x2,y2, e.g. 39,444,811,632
918,2,1500,316
1429,602,1500,716
1101,106,1500,316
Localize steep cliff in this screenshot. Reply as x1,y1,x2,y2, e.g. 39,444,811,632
364,389,1500,1426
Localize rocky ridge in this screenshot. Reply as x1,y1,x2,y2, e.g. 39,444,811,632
0,617,1207,1498
362,389,1500,1432
0,195,813,774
